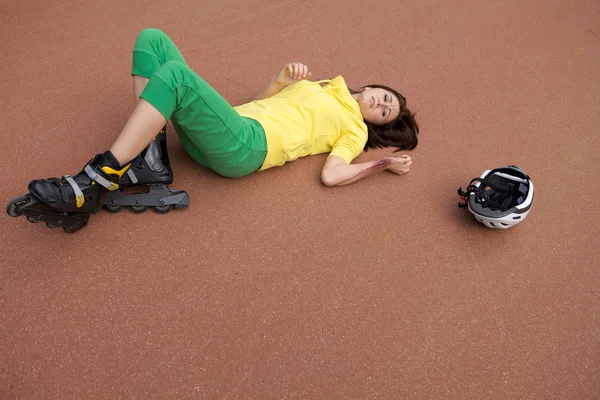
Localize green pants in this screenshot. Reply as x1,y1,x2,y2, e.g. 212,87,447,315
132,28,267,178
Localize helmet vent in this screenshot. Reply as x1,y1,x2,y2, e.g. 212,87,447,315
513,216,521,220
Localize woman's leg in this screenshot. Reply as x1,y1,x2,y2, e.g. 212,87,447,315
26,29,188,212
138,61,267,178
131,39,152,102
113,28,191,167
28,30,265,214
131,28,188,102
128,28,211,167
133,77,149,104
109,99,166,165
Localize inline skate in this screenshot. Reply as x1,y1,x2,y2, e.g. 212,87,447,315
102,126,189,214
6,127,189,233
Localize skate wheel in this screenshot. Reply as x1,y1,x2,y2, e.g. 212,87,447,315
64,225,83,234
128,192,148,214
128,205,148,213
103,204,124,213
26,216,41,223
151,204,173,214
128,192,148,213
45,222,59,229
6,195,30,217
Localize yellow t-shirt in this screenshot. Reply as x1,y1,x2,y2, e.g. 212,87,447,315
234,76,368,170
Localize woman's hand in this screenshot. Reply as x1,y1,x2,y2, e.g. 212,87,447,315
385,155,412,175
274,62,312,86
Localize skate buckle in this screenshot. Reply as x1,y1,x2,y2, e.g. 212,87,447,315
64,175,86,208
84,165,119,191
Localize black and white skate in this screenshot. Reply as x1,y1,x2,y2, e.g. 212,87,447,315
6,194,90,234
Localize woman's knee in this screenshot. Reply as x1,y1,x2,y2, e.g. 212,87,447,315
155,60,190,79
134,28,167,47
155,60,196,87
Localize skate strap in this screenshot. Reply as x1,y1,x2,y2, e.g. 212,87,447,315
126,169,139,184
84,165,119,191
64,175,85,208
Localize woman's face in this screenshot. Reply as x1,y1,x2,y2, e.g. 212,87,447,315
353,87,400,125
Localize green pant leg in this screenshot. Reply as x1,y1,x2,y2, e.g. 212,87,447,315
131,28,211,166
132,28,188,78
140,61,267,178
171,120,211,169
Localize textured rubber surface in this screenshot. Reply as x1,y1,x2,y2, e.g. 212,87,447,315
2,0,600,398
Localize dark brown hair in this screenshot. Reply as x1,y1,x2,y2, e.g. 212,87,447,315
350,84,419,152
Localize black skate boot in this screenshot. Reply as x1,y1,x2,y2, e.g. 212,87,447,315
102,126,189,214
6,151,129,233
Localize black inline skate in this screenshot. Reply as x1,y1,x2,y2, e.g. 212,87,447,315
6,151,130,233
6,127,189,233
102,126,189,214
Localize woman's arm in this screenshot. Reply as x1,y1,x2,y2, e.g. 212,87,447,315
250,63,311,101
250,79,287,101
321,155,412,187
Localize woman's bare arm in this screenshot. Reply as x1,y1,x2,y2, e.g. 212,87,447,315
321,155,411,187
249,62,312,101
250,79,287,101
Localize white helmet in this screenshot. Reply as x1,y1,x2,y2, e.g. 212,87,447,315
458,166,534,229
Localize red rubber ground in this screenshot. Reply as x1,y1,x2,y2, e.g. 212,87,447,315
1,0,599,398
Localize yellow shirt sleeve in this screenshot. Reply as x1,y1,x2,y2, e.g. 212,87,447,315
328,130,367,163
